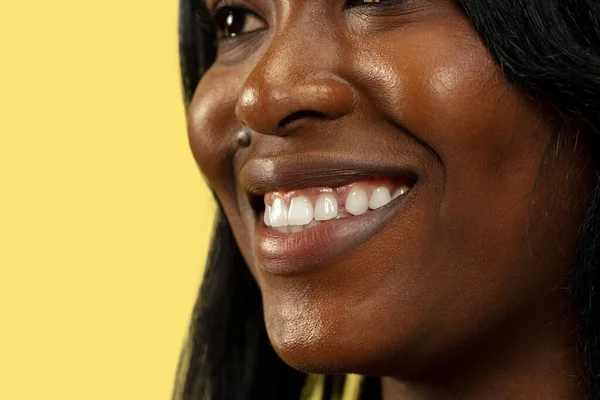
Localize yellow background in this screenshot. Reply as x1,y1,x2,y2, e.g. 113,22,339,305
1,1,215,399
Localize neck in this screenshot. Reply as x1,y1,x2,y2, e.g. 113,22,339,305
381,304,584,400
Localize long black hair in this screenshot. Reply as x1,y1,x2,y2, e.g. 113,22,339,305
175,1,600,399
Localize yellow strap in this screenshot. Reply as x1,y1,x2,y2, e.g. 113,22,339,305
342,374,364,400
305,374,364,400
305,374,324,400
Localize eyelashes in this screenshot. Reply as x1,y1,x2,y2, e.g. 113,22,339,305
211,2,267,41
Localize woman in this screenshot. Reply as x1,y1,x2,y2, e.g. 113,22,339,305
175,0,600,399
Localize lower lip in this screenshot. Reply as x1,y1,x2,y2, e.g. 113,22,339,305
253,187,416,275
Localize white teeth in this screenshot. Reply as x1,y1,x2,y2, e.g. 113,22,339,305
265,183,412,232
270,198,288,227
315,194,338,221
345,186,369,216
392,185,410,200
369,186,392,210
287,196,314,226
264,205,272,227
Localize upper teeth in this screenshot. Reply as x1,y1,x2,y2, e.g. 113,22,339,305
315,194,338,221
270,198,288,227
263,182,411,229
288,196,314,225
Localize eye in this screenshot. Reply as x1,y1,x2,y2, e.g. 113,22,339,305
213,5,266,40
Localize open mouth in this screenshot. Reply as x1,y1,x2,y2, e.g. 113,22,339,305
261,177,414,233
240,156,421,275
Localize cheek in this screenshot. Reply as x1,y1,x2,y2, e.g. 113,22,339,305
362,20,558,236
187,68,264,274
345,18,588,355
188,74,233,182
187,68,250,216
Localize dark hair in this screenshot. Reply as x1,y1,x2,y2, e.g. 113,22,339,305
175,1,600,399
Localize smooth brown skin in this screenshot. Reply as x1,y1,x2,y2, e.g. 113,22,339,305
187,0,594,398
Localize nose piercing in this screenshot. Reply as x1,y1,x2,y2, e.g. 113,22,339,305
236,128,252,148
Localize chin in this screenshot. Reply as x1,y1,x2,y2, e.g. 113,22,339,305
261,290,419,376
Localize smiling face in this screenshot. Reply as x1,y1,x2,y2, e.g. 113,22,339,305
187,0,593,376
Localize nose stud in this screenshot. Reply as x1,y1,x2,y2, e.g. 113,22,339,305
235,128,252,148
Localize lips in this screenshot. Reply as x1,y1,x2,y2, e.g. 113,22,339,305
239,155,421,275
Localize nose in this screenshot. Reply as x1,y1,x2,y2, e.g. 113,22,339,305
235,32,356,137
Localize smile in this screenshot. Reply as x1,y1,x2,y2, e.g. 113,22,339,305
242,157,420,275
262,178,413,233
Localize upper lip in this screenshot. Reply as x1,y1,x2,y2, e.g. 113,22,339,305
239,153,420,197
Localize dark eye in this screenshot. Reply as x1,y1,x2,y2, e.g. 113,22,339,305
214,6,266,39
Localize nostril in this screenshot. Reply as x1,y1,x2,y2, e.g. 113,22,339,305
278,110,325,135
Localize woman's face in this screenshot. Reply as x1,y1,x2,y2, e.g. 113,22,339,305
188,0,592,375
